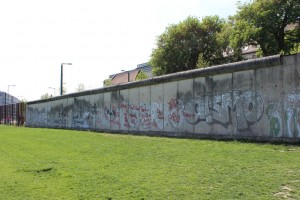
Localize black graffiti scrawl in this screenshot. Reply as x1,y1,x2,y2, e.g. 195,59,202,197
72,98,94,129
183,90,264,131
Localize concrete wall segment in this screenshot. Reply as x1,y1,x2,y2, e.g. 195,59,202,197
26,54,300,143
128,88,140,132
192,77,213,135
177,79,194,134
103,92,111,131
139,86,151,132
119,89,129,132
211,73,233,136
150,84,164,132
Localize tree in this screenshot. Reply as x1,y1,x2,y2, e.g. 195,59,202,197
62,86,67,95
196,53,210,68
75,83,86,92
291,42,300,54
103,79,112,87
150,16,228,76
135,71,148,80
230,0,300,56
41,93,51,100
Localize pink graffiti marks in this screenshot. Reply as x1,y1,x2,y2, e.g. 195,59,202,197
119,102,130,129
151,100,167,130
128,104,140,128
168,98,184,129
184,96,213,125
140,103,152,129
183,90,264,132
183,99,199,125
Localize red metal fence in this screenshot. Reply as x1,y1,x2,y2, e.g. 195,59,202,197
0,102,26,126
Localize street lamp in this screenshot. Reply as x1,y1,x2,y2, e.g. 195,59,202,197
60,63,72,95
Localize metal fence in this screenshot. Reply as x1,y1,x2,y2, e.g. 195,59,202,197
0,102,26,126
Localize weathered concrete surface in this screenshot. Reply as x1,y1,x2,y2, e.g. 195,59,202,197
26,54,300,142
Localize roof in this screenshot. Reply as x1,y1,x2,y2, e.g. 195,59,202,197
0,92,20,106
140,65,152,78
241,45,258,55
109,64,153,85
111,70,140,85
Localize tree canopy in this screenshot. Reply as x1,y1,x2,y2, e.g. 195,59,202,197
149,0,300,76
75,83,86,92
150,16,229,76
135,71,148,81
103,79,112,87
41,93,51,100
230,0,300,56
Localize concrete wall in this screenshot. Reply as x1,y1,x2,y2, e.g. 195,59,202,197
26,54,300,142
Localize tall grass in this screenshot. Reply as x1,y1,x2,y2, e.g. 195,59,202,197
0,125,299,199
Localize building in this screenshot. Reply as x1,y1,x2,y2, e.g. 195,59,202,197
241,45,258,60
0,91,20,106
105,63,152,86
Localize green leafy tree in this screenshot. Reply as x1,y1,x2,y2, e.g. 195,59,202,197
230,0,300,56
103,79,112,87
150,16,228,76
196,53,210,68
291,43,300,54
216,20,244,61
135,71,148,80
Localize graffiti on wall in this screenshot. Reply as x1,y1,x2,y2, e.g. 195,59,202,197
184,90,264,131
27,90,300,138
267,93,300,137
27,90,266,133
285,94,300,137
27,104,71,128
266,102,282,137
71,98,94,129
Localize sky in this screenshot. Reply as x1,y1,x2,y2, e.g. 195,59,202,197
0,0,248,101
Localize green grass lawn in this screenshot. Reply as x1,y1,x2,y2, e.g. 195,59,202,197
0,126,299,200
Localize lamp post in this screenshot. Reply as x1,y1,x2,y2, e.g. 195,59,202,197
60,63,72,95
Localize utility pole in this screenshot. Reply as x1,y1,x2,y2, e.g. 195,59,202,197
60,63,72,95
